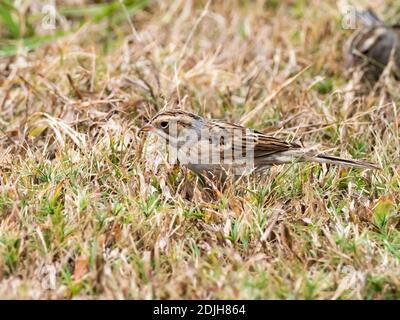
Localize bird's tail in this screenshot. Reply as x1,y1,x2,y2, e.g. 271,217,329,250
312,153,380,170
268,149,380,170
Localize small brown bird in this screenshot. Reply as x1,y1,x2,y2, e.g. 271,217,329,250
139,109,379,176
345,9,400,81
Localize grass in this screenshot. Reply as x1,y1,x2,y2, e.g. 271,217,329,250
0,0,399,299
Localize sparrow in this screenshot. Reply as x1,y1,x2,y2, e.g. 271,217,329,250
139,109,379,177
345,9,400,80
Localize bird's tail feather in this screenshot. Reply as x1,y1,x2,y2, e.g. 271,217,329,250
313,154,380,170
267,149,380,170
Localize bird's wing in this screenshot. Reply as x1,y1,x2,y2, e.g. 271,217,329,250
356,9,385,27
209,120,300,159
252,131,300,158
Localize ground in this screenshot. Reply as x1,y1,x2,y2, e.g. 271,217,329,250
0,0,399,299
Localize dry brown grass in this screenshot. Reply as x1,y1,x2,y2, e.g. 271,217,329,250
0,0,399,299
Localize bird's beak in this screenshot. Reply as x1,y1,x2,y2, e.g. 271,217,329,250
139,123,154,134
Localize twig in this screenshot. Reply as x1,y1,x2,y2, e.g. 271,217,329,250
178,0,211,62
240,65,312,125
119,0,142,42
67,73,84,100
0,126,27,152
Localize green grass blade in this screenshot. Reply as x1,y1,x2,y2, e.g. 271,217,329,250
59,0,148,22
0,31,67,56
0,0,20,38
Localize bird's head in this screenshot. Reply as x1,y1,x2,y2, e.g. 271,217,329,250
139,109,204,143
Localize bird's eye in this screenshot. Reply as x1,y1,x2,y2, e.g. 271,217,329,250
160,121,169,129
